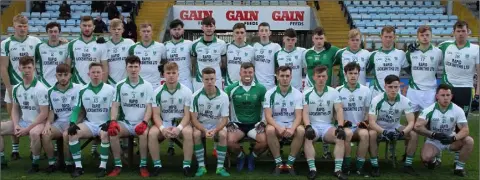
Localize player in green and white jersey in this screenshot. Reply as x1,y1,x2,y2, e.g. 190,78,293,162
335,62,371,176
368,75,418,177
438,21,480,118
190,67,230,177
149,62,194,177
41,63,83,173
67,62,115,178
165,19,194,91
128,23,166,90
253,22,281,90
414,84,474,177
225,23,255,86
106,19,136,85
405,25,442,118
334,29,371,85
366,26,409,99
191,17,227,91
264,66,305,175
66,16,108,85
303,65,350,180
0,15,42,159
0,57,48,172
34,22,69,88
303,27,340,88
274,28,306,91
107,56,153,177
225,62,267,172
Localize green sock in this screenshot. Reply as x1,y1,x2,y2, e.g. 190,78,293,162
99,143,110,168
344,156,351,167
370,157,379,167
69,140,82,168
65,158,74,165
194,144,205,167
404,155,414,166
216,146,227,168
32,155,40,165
307,159,316,171
334,158,343,172
183,160,191,168
287,155,296,166
154,160,162,168
48,157,56,165
115,158,122,167
140,159,147,167
274,156,282,166
455,161,465,170
356,157,365,170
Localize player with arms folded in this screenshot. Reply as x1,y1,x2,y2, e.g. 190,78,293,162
225,23,255,86
253,22,281,90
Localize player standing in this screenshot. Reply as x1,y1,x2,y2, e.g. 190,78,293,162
368,75,418,177
0,15,42,160
274,29,306,91
264,66,305,175
191,17,227,91
105,19,136,85
67,62,115,177
148,62,194,177
165,19,194,91
414,84,474,177
334,29,371,85
190,67,230,177
41,64,83,173
253,22,281,90
225,23,255,86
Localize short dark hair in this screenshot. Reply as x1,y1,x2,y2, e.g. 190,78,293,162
258,22,270,29
241,62,254,70
417,25,431,34
46,22,61,32
312,27,325,36
232,23,246,31
19,56,34,66
56,63,70,73
453,20,469,31
381,25,395,35
313,65,328,75
284,28,296,38
201,16,215,26
343,62,361,73
89,62,103,70
202,67,216,75
384,74,400,84
125,55,141,66
169,19,184,29
436,84,452,94
276,66,292,74
80,16,93,23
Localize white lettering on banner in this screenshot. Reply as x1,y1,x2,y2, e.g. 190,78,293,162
173,5,311,30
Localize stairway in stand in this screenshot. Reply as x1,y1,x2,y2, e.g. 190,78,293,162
310,1,351,48
135,1,173,42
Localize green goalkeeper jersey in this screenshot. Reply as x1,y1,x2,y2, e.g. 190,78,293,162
303,46,340,88
224,81,266,124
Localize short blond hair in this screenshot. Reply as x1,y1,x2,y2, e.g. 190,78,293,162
109,18,123,29
164,62,178,71
139,23,152,29
348,29,361,39
13,15,28,24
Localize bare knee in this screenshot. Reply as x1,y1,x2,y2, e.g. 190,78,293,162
148,127,159,139
368,130,377,139
218,129,227,139
182,126,193,140
344,128,353,140
408,130,418,139
358,129,369,141
256,133,267,145
100,131,109,142
193,129,202,141
29,130,41,140
295,126,305,137
463,136,474,147
266,125,275,136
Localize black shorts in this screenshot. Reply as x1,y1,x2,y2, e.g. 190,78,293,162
234,122,255,135
451,87,472,118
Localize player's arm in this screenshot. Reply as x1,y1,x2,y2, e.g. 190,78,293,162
368,100,383,133
455,122,470,140
152,106,163,129
143,103,152,123
215,96,230,131
264,107,281,129
302,104,311,125
215,116,229,133
110,102,120,121
413,117,432,137
403,51,412,75
190,111,205,132
101,60,109,83
26,105,49,130
179,105,191,127
220,55,227,76
46,110,55,126
476,64,480,95
334,102,345,125
70,91,84,124
0,55,12,95
366,52,375,74
403,112,415,134
11,100,20,127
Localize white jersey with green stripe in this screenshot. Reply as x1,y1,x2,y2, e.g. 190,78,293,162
336,83,371,125
191,37,227,84
274,47,306,90
368,48,408,92
439,41,479,88
113,77,153,125
128,41,166,89
225,43,255,86
12,78,49,123
164,39,193,86
334,48,371,85
190,87,229,125
48,82,83,122
67,37,108,85
253,42,281,90
152,83,192,125
34,42,68,87
72,82,115,124
369,93,413,129
406,44,442,90
106,38,135,85
1,35,42,85
263,86,303,123
303,86,341,125
419,102,467,139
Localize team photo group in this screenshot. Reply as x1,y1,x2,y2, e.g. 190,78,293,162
0,13,478,180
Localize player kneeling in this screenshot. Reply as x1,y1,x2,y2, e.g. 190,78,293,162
368,75,418,177
42,64,83,173
148,62,194,177
67,63,115,178
415,84,474,177
265,66,305,176
303,66,351,180
107,55,153,177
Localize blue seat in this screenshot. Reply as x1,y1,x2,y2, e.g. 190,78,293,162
376,21,387,27
410,15,420,21
91,12,101,17
413,8,425,14
31,12,41,18
101,13,108,18
439,15,449,20
57,20,66,26
424,9,434,14
34,20,45,26
41,18,50,21
80,12,91,17
361,14,372,20
66,19,76,26
448,16,458,21
377,8,387,14
419,15,430,21
71,28,81,33
441,29,451,35
405,21,415,27
344,1,353,5
7,27,14,33
71,13,81,19
51,12,60,18
379,15,390,21
358,8,368,13
29,27,40,33
121,12,130,17
395,21,406,27
46,5,55,11
21,12,30,18
41,12,51,18
390,14,401,20
349,7,359,14
365,21,375,27
62,26,71,33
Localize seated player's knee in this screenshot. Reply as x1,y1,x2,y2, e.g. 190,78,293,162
100,131,109,141
227,135,238,147
29,130,41,140
357,129,369,141
218,129,227,139
265,125,276,136
368,129,378,138
295,125,305,137
182,126,193,139
109,132,120,141
193,128,202,141
421,150,435,162
408,130,418,139
42,132,52,141
463,136,474,147
148,127,159,138
345,128,353,139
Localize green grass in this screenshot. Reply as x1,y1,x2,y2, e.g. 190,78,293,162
0,114,478,180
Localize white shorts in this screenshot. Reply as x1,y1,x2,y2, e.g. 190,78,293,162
4,90,11,103
406,88,436,112
275,121,293,129
312,123,334,142
83,121,102,137
118,121,137,136
18,120,31,128
425,139,450,152
52,121,69,132
202,123,227,132
193,79,223,92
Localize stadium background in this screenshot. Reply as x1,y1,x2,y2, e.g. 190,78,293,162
0,0,478,179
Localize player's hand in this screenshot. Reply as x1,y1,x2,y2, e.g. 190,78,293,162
14,124,21,134
134,121,148,135
431,132,449,141
382,129,392,141
68,122,80,136
59,37,69,44
439,135,456,145
15,127,29,137
305,125,316,140
42,124,52,136
171,127,181,137
393,128,405,140
165,127,176,138
324,41,332,50
226,122,238,132
96,37,106,44
284,128,295,138
255,122,266,133
335,126,346,140
407,41,419,52
343,121,353,128
358,121,369,129
99,121,111,131
108,121,120,136
206,129,216,138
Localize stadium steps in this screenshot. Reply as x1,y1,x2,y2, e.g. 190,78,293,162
135,1,173,41
452,1,479,38
1,1,25,34
310,1,350,48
